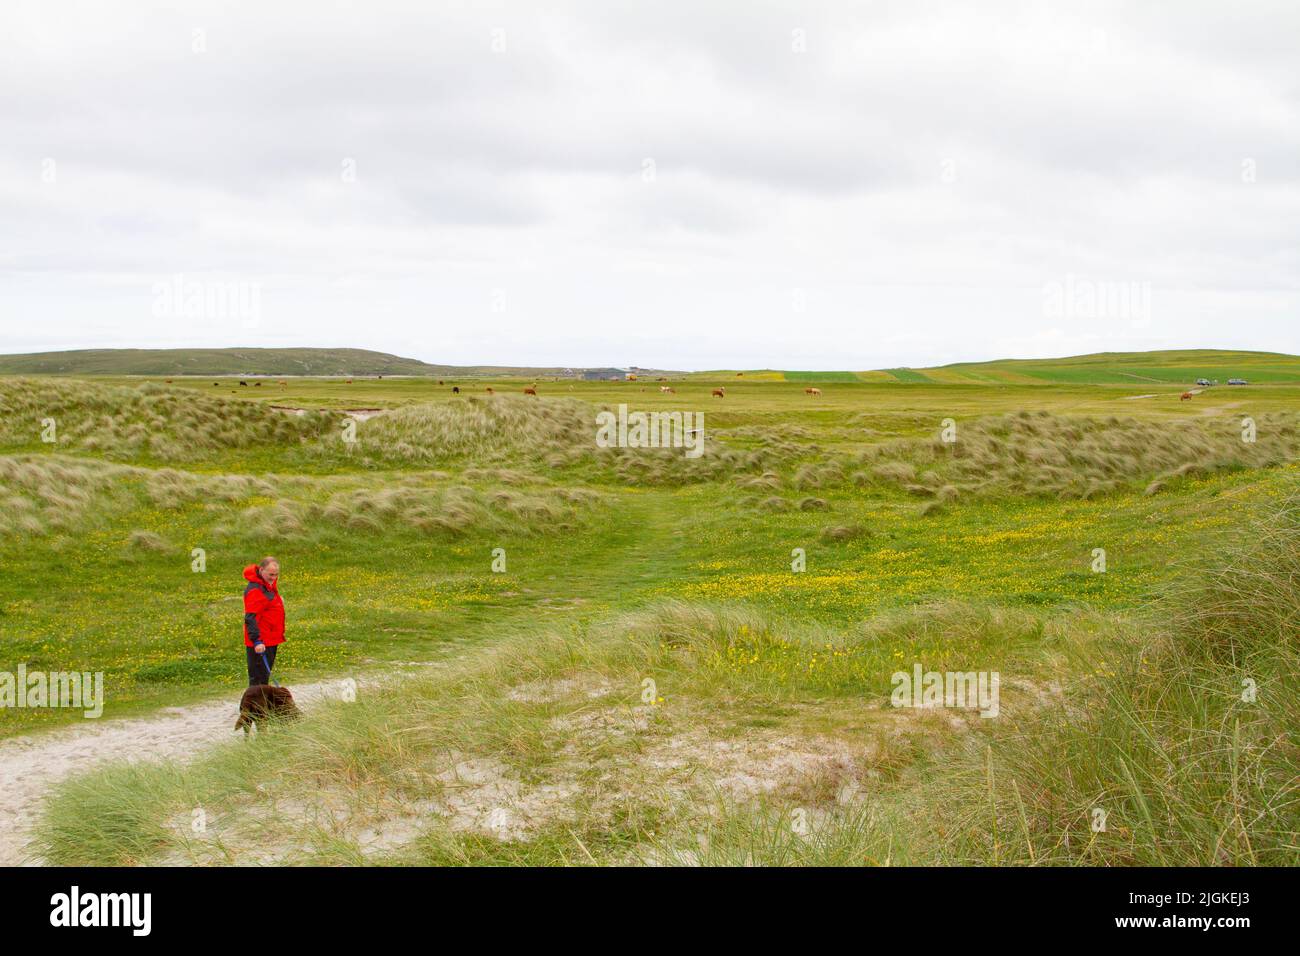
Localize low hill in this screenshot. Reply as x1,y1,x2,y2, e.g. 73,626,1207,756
0,348,681,379
899,349,1300,385
0,348,451,377
689,350,1300,384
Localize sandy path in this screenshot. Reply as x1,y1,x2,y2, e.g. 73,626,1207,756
0,678,354,866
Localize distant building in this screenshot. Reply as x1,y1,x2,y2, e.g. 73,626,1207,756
582,367,627,380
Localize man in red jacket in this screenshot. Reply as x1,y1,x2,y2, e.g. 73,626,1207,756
243,557,285,686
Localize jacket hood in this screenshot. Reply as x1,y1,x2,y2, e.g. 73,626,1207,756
244,564,276,589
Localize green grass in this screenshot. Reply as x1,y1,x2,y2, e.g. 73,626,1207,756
31,506,1300,865
781,371,860,383
883,368,934,383
4,361,1299,866
926,349,1300,385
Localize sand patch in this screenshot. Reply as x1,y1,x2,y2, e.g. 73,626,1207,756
0,677,359,866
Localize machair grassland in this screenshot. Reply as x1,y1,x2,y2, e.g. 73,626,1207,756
2,364,1297,865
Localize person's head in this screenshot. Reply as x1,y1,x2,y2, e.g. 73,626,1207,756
258,556,280,585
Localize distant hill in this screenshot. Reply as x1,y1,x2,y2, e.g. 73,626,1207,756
907,349,1300,385
688,350,1300,384
0,348,452,377
850,349,1300,385
0,348,681,379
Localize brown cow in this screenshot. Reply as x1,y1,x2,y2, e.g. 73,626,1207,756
712,387,726,398
659,386,675,394
485,387,495,394
805,387,821,396
1180,391,1193,401
523,386,537,396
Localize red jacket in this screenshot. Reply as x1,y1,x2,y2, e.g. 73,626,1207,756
243,565,285,648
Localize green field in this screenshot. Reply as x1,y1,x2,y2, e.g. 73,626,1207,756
3,355,1298,866
921,349,1300,385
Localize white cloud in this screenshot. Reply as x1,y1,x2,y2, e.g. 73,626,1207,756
0,0,1296,368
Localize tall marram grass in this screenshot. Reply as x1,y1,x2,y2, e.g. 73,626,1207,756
0,378,338,461
970,492,1300,864
748,490,1299,865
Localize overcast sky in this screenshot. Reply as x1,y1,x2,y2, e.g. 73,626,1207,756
2,0,1297,370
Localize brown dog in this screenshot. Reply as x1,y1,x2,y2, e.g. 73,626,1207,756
235,684,301,734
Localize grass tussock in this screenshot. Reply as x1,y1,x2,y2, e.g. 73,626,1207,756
0,455,136,536
854,410,1300,500
0,378,338,461
215,480,606,543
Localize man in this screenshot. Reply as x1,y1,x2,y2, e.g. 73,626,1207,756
243,556,286,686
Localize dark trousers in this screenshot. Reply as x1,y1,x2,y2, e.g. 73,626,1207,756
246,644,278,686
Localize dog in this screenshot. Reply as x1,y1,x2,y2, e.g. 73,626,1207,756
235,684,301,734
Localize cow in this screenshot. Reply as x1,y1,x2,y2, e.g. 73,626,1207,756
1180,391,1193,401
523,386,537,396
346,379,353,384
712,387,726,398
660,386,675,394
254,381,262,387
278,381,287,386
485,387,495,394
239,381,248,387
452,386,460,394
805,387,821,396
165,379,173,384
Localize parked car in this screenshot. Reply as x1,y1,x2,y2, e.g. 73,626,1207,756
1195,378,1211,387
1227,378,1248,385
